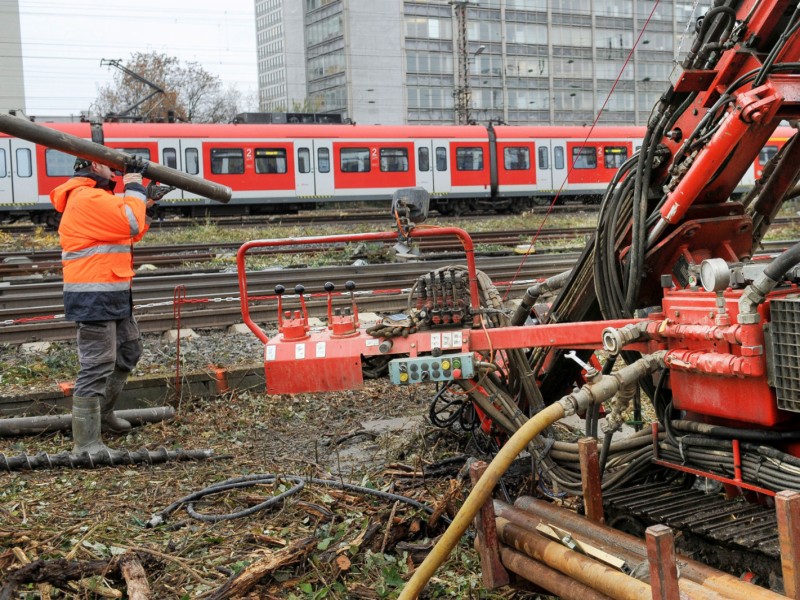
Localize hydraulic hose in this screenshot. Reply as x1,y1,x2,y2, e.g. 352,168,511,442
398,351,665,599
397,402,567,600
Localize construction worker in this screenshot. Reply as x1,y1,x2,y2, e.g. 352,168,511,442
49,156,153,454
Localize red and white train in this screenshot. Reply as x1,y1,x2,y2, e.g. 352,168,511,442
0,121,789,223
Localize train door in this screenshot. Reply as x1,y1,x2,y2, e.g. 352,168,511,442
314,141,334,197
414,140,434,193
295,144,315,197
432,144,451,194
0,140,10,204
9,139,37,205
535,140,554,192
550,140,568,193
157,140,184,201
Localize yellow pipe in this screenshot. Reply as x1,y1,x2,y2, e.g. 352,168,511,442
397,401,566,599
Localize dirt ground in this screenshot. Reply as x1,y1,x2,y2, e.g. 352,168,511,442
0,376,555,599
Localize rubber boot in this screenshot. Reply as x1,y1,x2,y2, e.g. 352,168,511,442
72,396,109,454
101,369,132,433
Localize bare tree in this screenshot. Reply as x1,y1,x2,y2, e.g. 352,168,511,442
90,51,253,123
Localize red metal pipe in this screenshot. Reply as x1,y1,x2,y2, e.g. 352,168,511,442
236,227,482,342
664,349,765,377
733,439,743,482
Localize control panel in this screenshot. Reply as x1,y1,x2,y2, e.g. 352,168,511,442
389,353,476,385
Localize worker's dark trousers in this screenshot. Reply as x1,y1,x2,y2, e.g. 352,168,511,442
73,316,143,397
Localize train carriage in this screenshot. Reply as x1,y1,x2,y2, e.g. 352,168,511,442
0,121,791,223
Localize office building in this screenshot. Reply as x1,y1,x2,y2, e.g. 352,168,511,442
1,0,26,113
254,0,707,125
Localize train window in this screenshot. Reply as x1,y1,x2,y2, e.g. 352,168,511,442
162,148,177,169
380,148,409,172
0,149,5,177
572,146,596,169
15,148,32,177
418,147,430,172
340,148,370,173
296,148,311,174
185,148,199,175
538,147,549,170
554,146,565,169
604,146,628,169
435,147,447,171
256,148,288,174
759,145,779,165
45,149,75,177
504,147,530,170
211,148,245,174
119,148,151,161
318,148,330,173
456,147,484,171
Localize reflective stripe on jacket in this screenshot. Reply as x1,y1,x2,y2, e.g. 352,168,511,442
49,175,149,321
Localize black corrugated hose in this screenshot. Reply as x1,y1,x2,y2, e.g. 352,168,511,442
147,473,454,527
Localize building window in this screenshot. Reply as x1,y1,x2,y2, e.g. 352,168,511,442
456,147,484,171
380,148,409,172
341,148,370,173
15,148,32,177
210,148,245,174
256,148,288,174
603,146,628,168
45,149,75,177
572,146,597,169
318,148,331,173
503,147,530,170
185,148,199,175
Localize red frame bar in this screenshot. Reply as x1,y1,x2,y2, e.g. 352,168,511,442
237,228,482,343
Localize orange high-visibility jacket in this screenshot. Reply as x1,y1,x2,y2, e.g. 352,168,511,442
49,176,149,322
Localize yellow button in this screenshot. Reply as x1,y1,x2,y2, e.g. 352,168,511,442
442,359,451,370
399,372,409,382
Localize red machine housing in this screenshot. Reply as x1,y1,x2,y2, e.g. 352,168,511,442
659,286,800,427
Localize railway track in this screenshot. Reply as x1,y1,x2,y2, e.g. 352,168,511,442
0,203,600,235
0,252,580,343
0,227,592,278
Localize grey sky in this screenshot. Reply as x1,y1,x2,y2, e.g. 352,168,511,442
18,0,258,116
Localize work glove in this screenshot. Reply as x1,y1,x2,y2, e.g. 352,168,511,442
122,156,148,186
146,182,176,202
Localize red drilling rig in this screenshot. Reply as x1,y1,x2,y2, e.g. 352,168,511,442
237,1,800,597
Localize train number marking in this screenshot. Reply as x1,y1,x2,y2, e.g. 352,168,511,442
266,345,276,361
295,344,306,359
316,342,326,358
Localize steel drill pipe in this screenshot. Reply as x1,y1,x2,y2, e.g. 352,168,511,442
499,546,614,600
511,496,788,600
0,407,175,437
496,517,655,600
0,113,232,203
495,500,740,600
0,447,214,471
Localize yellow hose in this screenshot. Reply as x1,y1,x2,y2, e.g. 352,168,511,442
398,402,566,599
